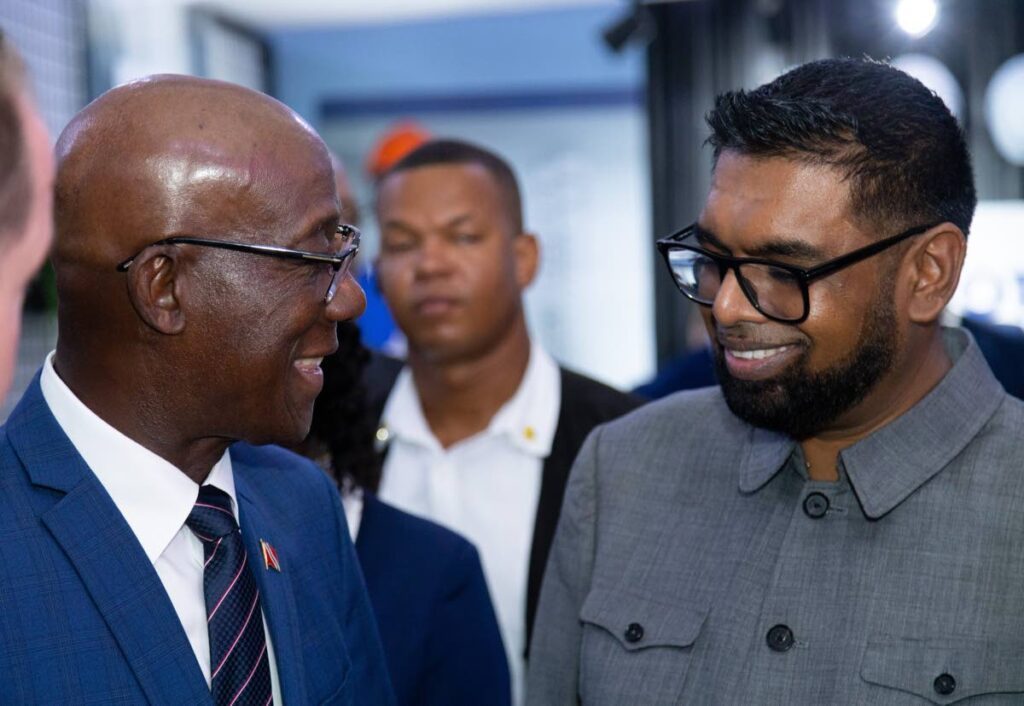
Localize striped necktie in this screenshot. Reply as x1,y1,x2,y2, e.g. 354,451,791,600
186,485,273,706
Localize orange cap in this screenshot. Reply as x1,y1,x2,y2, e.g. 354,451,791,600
365,121,432,179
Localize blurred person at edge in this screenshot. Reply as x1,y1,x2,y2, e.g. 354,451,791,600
529,58,1024,704
0,34,54,404
365,138,642,704
0,74,393,704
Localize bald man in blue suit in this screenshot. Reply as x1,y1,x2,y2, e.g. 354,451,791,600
0,75,393,704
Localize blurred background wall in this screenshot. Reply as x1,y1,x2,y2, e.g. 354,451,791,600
4,0,1024,420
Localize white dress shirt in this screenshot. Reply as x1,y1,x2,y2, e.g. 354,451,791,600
39,352,282,705
341,487,364,540
377,342,560,706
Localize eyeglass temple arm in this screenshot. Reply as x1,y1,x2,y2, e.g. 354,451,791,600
801,224,936,283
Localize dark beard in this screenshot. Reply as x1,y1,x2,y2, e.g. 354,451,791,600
713,301,898,440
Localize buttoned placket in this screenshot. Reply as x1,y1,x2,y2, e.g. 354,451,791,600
426,451,462,528
734,453,860,700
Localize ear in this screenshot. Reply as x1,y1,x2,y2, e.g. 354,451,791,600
904,223,967,324
513,232,539,289
126,246,186,334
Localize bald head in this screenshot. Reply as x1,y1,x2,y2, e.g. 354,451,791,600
49,75,359,458
55,75,331,271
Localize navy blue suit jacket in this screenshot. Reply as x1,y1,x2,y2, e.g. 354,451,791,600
0,377,394,705
356,494,510,706
962,317,1024,399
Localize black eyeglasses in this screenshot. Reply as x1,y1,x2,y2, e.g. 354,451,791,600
656,222,936,323
116,224,361,303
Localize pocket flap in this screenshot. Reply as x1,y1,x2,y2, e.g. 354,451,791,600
579,587,707,651
861,634,1024,703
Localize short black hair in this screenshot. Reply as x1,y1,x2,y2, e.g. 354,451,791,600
378,138,524,232
706,57,976,236
0,31,31,250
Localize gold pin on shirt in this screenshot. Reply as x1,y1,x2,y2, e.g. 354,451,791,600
374,424,391,453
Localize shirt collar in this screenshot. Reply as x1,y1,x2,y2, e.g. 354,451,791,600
381,366,437,451
842,327,1004,518
737,327,1005,518
487,342,560,455
381,341,561,457
40,351,238,563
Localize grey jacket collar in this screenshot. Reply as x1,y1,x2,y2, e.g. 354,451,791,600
737,327,1005,518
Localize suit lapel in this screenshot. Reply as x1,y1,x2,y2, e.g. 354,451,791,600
7,379,211,706
233,461,309,706
525,370,574,657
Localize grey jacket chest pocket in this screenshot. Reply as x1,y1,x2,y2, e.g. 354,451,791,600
861,635,1024,704
578,588,707,705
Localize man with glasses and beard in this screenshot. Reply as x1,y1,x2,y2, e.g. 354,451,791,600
528,58,1024,704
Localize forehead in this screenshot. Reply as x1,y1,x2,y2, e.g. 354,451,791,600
179,132,338,243
376,163,509,226
700,152,862,253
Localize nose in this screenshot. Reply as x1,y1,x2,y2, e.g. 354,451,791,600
710,268,765,326
416,236,454,278
325,273,367,322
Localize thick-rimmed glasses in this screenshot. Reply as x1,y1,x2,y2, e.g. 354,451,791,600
116,224,361,303
656,222,935,324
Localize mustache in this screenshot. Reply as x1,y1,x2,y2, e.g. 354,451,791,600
713,322,808,349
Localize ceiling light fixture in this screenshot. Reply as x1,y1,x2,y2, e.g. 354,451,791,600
894,0,939,38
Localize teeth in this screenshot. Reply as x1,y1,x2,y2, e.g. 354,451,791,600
294,357,323,371
730,346,791,360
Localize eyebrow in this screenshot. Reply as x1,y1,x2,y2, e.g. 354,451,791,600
294,209,340,247
443,214,474,229
694,224,826,262
382,213,476,233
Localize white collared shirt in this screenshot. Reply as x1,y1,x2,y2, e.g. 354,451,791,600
377,342,561,706
39,352,282,705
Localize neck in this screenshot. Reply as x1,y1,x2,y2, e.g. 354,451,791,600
407,317,531,449
54,346,227,484
800,329,951,482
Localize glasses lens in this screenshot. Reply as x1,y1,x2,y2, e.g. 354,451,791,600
736,263,805,321
339,225,358,245
324,245,360,303
666,248,721,304
324,225,360,302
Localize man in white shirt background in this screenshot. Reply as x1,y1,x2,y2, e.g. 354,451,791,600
365,138,642,704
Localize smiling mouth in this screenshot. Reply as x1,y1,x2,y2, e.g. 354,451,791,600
719,341,804,381
293,357,324,375
727,345,794,360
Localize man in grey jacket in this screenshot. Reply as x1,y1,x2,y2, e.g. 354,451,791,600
528,58,1024,704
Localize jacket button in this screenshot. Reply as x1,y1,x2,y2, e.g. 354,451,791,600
766,624,794,652
934,673,956,696
624,622,644,643
802,492,829,518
